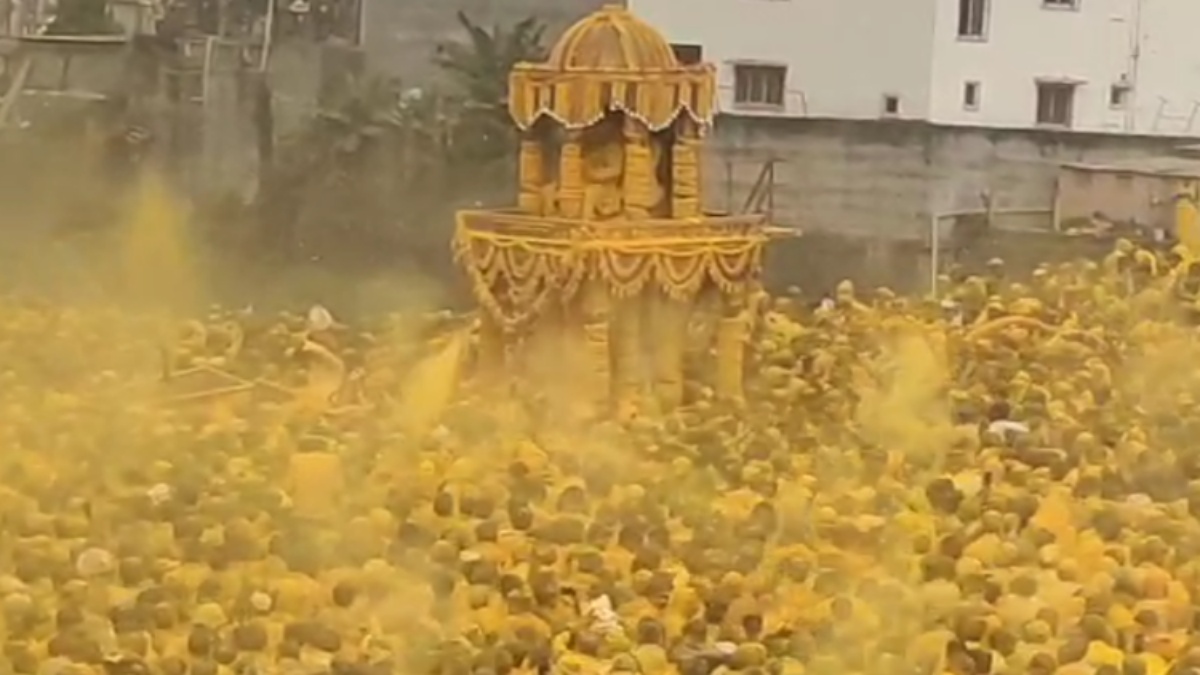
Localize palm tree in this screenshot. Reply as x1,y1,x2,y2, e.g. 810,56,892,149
312,76,404,162
434,11,548,164
249,12,549,261
255,76,401,257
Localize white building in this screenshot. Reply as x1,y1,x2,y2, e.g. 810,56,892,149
628,0,1200,136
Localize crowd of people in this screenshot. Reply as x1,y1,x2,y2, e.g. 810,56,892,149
0,238,1198,675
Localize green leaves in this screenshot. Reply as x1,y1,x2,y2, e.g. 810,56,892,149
435,11,546,109
433,11,548,164
251,11,549,260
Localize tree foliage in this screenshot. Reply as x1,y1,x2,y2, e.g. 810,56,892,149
251,11,548,265
433,11,547,163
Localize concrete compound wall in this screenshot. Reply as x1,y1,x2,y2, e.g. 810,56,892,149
197,41,260,201
708,116,1188,238
707,117,1191,292
188,39,362,201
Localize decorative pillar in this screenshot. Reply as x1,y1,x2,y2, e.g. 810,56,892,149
715,291,749,402
623,116,654,219
579,278,613,408
517,136,544,214
672,119,702,218
650,289,689,410
611,294,645,416
558,130,585,219
525,299,573,385
475,312,506,378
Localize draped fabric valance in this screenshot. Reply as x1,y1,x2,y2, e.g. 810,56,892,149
453,214,766,331
508,66,716,131
506,5,716,131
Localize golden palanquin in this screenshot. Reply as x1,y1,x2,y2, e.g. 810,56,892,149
454,4,774,414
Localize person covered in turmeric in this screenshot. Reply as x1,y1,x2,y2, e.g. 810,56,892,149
0,237,1197,674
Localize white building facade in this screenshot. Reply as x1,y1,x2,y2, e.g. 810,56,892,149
628,0,1200,136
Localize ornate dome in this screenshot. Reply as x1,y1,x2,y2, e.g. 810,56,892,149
507,4,714,130
545,4,679,72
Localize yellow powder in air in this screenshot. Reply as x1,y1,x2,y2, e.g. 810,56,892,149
396,326,470,438
115,173,201,312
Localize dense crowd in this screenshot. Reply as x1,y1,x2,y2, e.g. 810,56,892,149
0,239,1199,675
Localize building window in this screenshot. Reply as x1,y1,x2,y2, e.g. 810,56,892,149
963,81,981,110
1109,83,1130,109
733,64,786,108
882,95,900,116
1036,82,1076,127
1043,0,1079,8
671,44,703,65
958,0,987,38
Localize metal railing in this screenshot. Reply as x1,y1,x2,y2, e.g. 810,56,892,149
928,206,1054,293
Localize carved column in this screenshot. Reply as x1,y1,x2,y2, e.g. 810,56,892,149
579,278,613,408
558,130,584,219
672,118,702,218
517,136,544,214
524,299,572,386
650,289,689,410
623,117,654,219
715,290,749,402
475,311,507,378
611,294,645,417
